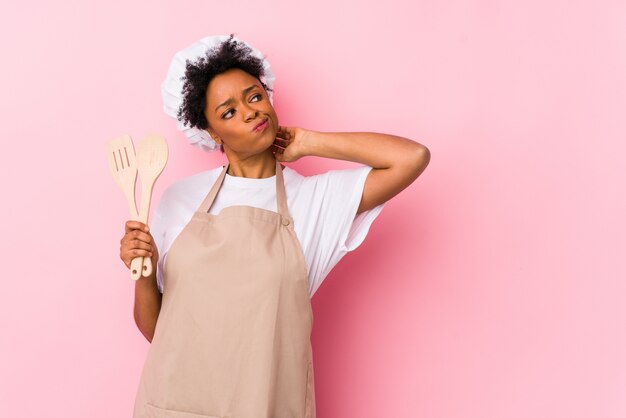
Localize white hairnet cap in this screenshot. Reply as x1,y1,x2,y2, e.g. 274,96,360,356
161,34,276,152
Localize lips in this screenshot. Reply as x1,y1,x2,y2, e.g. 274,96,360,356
252,119,268,132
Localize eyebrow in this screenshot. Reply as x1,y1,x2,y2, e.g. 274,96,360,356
215,84,261,112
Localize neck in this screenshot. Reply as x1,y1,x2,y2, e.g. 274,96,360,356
224,149,279,179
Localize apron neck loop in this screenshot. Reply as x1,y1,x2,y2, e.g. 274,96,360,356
199,159,290,220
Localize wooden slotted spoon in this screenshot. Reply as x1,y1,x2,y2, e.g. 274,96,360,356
132,133,168,278
105,134,144,281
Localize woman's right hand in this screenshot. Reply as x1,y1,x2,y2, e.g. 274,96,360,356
120,220,159,275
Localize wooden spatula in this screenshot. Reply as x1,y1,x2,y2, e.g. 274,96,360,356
105,134,144,281
134,133,168,277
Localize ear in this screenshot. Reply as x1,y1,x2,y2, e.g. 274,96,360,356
206,127,221,145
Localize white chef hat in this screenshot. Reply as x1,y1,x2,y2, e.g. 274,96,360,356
161,34,276,152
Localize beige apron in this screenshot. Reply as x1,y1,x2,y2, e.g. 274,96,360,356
133,160,316,418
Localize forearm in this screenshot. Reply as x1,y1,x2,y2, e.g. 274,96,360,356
133,272,162,343
299,131,426,168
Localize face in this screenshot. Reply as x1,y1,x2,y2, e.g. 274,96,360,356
204,68,279,158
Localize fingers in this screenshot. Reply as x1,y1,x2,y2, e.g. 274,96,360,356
121,228,153,245
122,235,153,251
120,244,153,268
121,220,155,269
272,143,285,154
125,220,149,234
276,126,291,140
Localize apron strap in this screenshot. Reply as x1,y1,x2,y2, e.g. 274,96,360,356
198,163,229,214
274,160,290,220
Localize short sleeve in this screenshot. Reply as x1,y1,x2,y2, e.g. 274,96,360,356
305,165,386,296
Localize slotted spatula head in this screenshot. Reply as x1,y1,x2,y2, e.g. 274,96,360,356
136,133,168,190
136,134,168,222
105,134,138,218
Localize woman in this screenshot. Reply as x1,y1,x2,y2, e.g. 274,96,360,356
120,34,430,418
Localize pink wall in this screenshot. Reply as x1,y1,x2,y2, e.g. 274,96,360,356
1,1,624,417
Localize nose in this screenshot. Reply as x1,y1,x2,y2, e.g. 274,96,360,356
243,103,258,121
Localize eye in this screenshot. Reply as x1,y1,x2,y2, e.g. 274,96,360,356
221,93,263,119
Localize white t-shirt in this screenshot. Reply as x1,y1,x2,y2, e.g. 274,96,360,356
150,164,385,298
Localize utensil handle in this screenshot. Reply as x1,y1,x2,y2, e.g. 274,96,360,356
135,205,152,278
138,167,155,278
120,179,144,281
129,213,146,281
142,256,153,277
130,256,145,280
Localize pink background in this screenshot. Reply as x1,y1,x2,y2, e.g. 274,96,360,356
0,1,624,417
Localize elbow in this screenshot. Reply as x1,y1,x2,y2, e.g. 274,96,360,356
402,144,430,175
134,310,156,343
138,322,155,343
417,145,430,167
416,146,430,176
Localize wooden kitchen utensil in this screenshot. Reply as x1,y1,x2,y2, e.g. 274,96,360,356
134,133,168,277
105,134,144,281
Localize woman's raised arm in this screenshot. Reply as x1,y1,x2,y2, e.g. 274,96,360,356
274,128,430,214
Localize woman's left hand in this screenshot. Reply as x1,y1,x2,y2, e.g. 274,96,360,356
273,125,310,162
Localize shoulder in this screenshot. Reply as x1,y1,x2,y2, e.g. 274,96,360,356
281,164,372,211
283,163,369,180
158,165,223,211
282,164,304,185
285,164,370,188
167,166,219,191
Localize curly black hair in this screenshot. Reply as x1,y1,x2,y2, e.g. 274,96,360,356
176,33,273,153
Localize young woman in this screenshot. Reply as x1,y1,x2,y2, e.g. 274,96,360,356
120,34,430,418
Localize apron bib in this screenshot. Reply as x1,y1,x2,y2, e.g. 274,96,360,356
133,160,316,418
